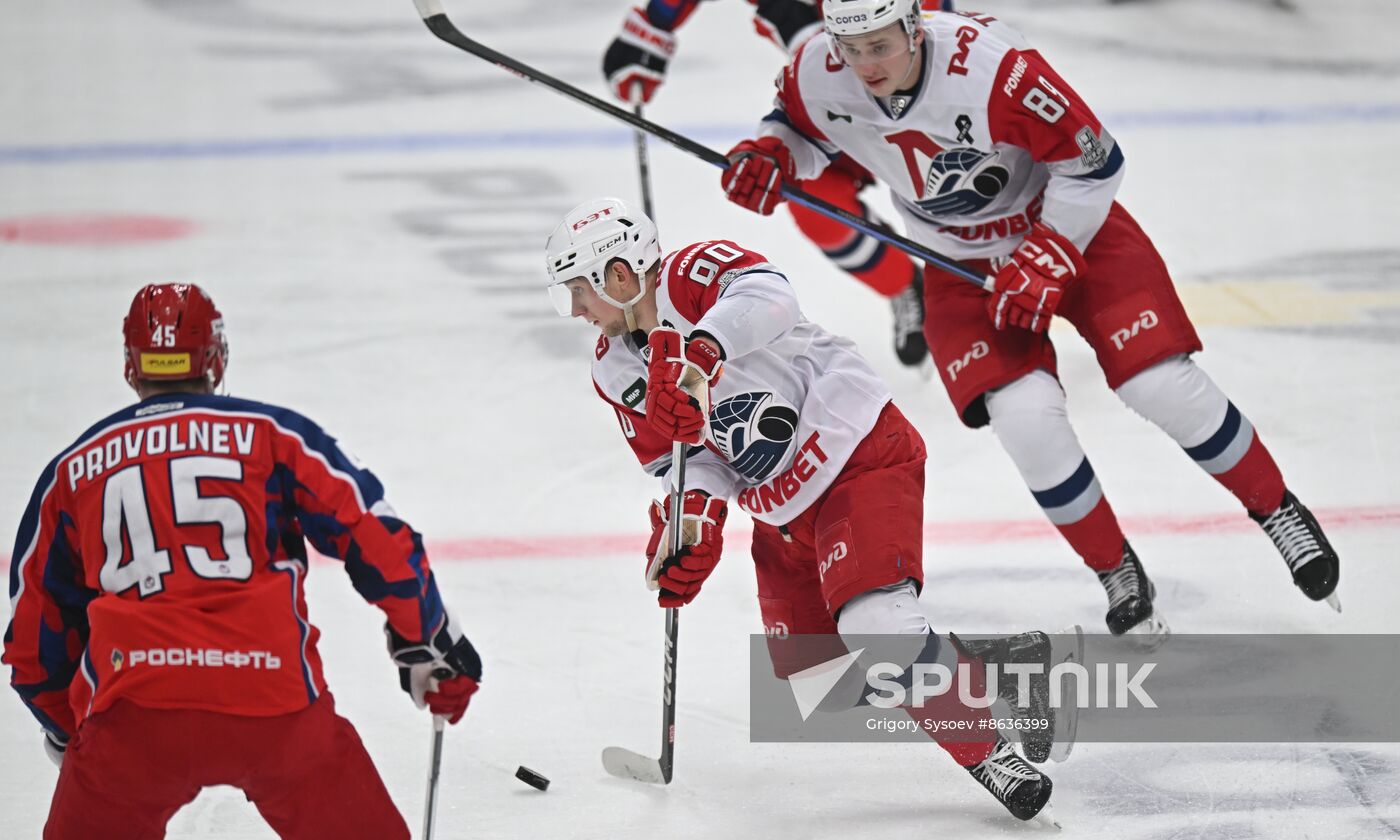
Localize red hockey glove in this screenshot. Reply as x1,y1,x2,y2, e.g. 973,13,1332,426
645,327,724,444
721,137,795,216
602,7,677,104
645,491,728,607
985,223,1087,333
386,616,482,725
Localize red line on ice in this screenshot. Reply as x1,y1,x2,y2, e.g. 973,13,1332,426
3,505,1396,571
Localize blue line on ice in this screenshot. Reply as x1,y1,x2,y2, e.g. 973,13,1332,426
3,103,1399,165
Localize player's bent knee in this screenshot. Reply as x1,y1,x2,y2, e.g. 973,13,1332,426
1115,354,1228,445
986,370,1073,463
836,580,928,637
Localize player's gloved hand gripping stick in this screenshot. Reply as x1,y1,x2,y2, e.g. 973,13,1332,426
386,616,482,834
405,0,994,295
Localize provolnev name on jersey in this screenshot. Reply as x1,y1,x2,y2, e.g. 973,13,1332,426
67,416,257,490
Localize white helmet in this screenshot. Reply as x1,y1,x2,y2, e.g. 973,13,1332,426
544,197,661,317
823,0,921,60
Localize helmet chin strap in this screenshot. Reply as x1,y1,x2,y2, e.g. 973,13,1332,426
598,264,650,333
894,35,921,89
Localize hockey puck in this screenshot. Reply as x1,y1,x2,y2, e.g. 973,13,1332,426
515,766,550,791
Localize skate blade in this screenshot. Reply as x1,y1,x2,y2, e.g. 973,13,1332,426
1324,592,1342,613
1031,802,1063,830
1048,626,1084,764
1123,613,1170,651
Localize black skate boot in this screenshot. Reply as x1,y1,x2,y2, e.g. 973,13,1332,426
955,627,1084,763
1250,489,1341,611
966,736,1058,826
890,275,928,367
1097,541,1170,646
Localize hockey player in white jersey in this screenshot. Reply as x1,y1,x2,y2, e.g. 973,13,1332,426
718,0,1341,638
599,0,941,368
544,197,1070,824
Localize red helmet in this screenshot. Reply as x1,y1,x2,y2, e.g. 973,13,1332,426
122,283,228,391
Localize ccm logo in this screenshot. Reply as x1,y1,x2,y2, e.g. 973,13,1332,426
593,232,625,256
1110,310,1159,350
946,340,989,382
817,541,848,582
765,622,790,639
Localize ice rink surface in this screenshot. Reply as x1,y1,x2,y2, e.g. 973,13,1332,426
3,0,1400,836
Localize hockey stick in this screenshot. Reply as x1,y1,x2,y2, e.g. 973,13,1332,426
633,105,657,220
601,440,686,785
407,0,992,293
422,714,446,840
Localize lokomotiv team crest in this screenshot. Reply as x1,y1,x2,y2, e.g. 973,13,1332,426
709,392,800,481
915,147,1010,216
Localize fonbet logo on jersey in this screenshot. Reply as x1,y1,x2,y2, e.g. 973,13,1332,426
916,147,1010,217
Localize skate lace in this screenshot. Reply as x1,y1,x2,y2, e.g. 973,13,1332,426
975,741,1038,799
890,283,923,337
1260,504,1323,572
1099,556,1140,608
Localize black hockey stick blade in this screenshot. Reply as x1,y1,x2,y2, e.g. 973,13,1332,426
406,0,991,291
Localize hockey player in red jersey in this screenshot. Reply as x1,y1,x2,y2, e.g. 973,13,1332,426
602,0,954,369
4,284,482,840
718,0,1340,638
544,196,1075,825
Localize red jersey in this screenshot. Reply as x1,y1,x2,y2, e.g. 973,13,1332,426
5,393,446,740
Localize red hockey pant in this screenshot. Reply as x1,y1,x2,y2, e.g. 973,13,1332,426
45,693,409,840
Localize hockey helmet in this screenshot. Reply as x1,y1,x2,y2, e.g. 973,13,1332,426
823,0,922,62
544,197,660,316
122,283,228,391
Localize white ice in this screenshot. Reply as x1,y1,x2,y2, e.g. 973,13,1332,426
3,0,1400,837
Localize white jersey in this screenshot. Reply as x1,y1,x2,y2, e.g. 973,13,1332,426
761,11,1125,260
591,239,891,526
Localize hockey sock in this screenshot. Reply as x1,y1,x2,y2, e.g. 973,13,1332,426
1193,416,1286,516
1117,357,1287,517
897,634,995,767
836,586,993,766
988,372,1128,571
1053,495,1128,571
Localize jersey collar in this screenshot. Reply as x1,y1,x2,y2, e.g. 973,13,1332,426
875,40,931,121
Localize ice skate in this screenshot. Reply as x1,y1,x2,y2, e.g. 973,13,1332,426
890,275,929,367
954,626,1083,764
966,736,1058,826
1250,489,1341,611
1097,542,1169,647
